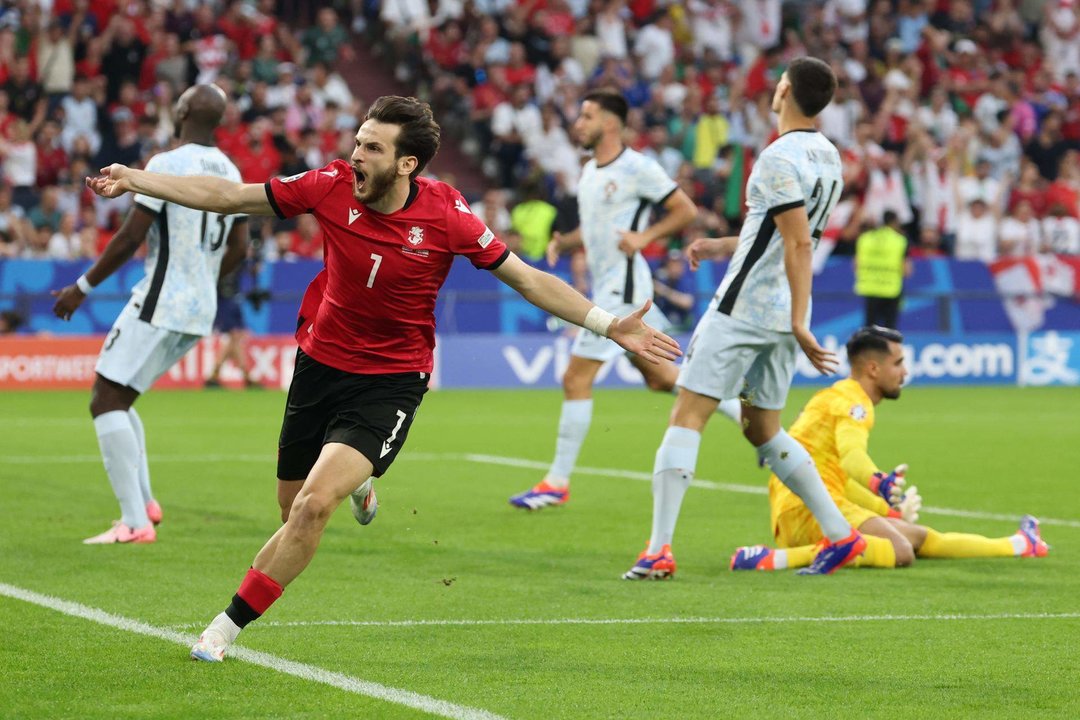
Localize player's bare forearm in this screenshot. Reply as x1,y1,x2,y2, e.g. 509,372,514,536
776,206,815,331
87,232,143,285
492,253,680,363
494,253,594,327
90,164,274,216
220,219,250,278
648,190,697,243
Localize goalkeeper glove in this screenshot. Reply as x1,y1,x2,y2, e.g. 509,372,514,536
894,484,921,523
869,463,909,506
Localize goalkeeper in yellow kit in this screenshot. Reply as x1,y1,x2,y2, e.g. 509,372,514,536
730,326,1049,572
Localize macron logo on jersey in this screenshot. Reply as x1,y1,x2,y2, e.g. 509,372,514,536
454,198,472,214
320,168,339,178
348,208,362,225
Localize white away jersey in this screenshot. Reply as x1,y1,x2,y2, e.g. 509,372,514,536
131,144,243,336
714,129,843,332
577,148,677,304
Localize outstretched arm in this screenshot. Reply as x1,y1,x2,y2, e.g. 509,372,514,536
87,163,275,216
491,252,681,364
51,205,157,320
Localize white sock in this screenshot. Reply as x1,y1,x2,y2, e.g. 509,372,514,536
757,430,850,542
208,611,242,643
94,411,150,529
127,407,153,505
546,398,593,488
772,549,789,570
1010,534,1026,555
716,398,742,426
647,426,700,554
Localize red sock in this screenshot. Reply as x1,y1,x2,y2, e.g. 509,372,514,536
236,567,283,615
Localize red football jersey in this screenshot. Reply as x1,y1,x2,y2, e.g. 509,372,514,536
266,160,510,374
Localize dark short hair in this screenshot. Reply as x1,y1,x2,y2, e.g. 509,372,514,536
786,57,837,118
364,96,441,179
582,88,628,124
883,210,899,225
847,326,904,362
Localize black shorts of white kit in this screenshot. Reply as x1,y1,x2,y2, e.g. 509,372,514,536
277,349,429,480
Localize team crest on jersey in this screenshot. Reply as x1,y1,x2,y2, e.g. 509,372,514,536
280,171,308,183
849,404,867,421
604,180,618,200
408,226,425,245
454,198,472,214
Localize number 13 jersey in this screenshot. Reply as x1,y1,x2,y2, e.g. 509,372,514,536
132,143,244,336
714,129,842,332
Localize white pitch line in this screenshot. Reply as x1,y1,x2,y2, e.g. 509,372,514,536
168,611,1080,631
6,451,1080,529
0,582,507,720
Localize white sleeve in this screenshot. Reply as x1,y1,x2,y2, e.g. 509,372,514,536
635,155,678,205
755,151,805,213
133,153,168,214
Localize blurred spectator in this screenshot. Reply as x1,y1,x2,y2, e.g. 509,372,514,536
1009,162,1049,217
302,8,354,67
21,223,54,259
642,124,683,179
59,75,100,155
1041,204,1080,255
29,186,63,231
908,225,947,259
652,249,695,331
634,13,675,82
999,200,1042,257
471,188,513,238
0,309,24,333
37,19,76,99
954,196,1002,263
278,213,324,259
0,120,37,209
491,84,542,188
48,212,80,259
1025,113,1069,182
862,151,913,225
1046,150,1080,217
101,17,146,103
35,120,68,188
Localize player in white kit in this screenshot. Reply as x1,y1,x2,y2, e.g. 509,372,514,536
51,85,249,544
510,89,734,510
622,57,869,578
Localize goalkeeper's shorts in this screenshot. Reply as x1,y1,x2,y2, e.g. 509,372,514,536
772,496,879,549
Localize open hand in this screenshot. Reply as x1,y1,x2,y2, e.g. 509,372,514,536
607,299,682,364
85,164,134,198
793,325,838,375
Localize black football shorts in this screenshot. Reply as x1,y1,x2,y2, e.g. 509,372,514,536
277,349,429,480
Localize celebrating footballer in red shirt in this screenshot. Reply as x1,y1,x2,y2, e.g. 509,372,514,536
87,95,681,663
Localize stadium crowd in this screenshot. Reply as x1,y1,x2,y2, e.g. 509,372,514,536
0,0,1079,267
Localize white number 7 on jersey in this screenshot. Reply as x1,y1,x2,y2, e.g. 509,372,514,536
367,253,382,288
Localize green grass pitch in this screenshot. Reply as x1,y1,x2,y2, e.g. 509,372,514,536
2,386,1078,719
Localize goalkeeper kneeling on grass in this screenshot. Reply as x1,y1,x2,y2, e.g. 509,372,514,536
731,326,1049,572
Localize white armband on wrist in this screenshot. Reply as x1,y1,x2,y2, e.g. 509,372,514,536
75,274,95,294
583,306,616,337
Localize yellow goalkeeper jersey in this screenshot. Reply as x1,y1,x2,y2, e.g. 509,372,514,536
769,378,878,519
